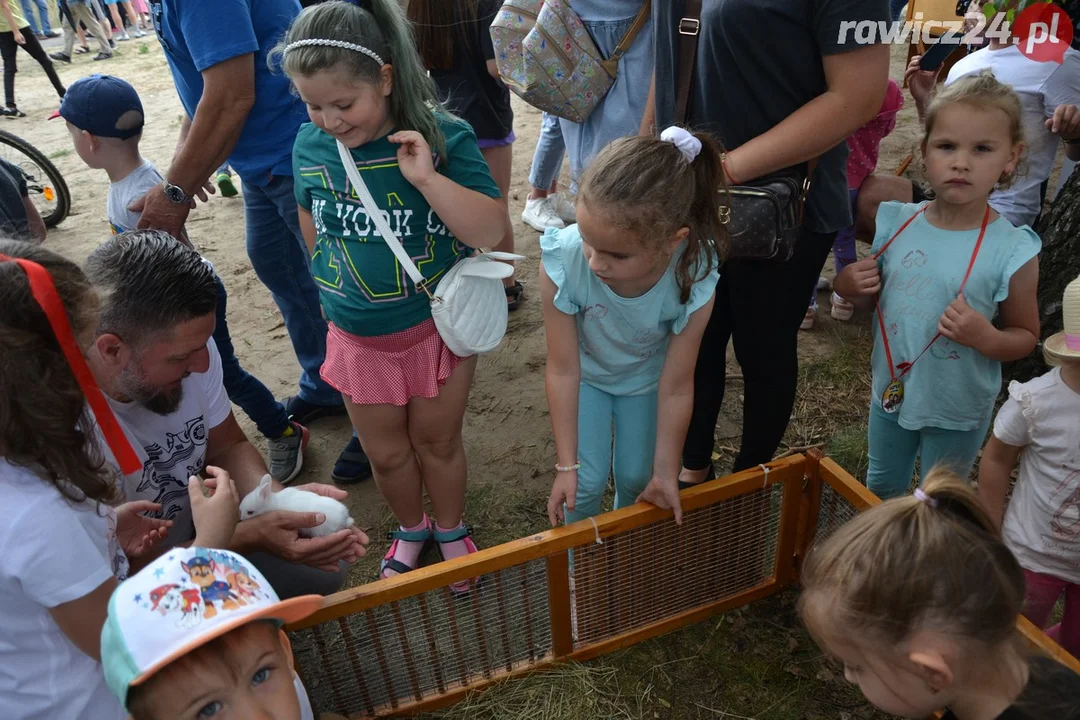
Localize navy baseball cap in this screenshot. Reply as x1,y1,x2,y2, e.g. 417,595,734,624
50,75,144,139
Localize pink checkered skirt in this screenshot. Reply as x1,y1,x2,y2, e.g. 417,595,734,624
321,319,467,407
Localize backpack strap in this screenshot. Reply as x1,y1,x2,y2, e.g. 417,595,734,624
675,0,702,125
599,0,652,78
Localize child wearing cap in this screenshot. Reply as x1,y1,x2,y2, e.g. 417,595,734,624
978,274,1080,658
55,74,312,485
102,547,323,720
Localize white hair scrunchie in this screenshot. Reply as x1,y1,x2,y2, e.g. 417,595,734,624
660,126,702,163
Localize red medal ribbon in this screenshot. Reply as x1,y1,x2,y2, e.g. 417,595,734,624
873,204,991,385
1,253,142,475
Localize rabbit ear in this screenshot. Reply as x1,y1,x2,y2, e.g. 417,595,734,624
257,479,273,502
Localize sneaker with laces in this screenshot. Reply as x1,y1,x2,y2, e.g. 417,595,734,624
93,51,113,61
267,421,309,484
49,51,72,64
830,292,855,322
118,32,131,40
134,29,146,37
521,196,564,232
552,193,576,224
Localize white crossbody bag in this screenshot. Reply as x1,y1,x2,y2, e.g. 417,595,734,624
336,140,522,357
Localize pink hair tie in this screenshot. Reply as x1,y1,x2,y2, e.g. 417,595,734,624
914,488,937,507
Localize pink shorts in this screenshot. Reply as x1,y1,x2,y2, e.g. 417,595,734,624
321,319,467,407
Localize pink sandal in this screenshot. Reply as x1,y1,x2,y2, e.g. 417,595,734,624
434,524,480,595
380,515,432,579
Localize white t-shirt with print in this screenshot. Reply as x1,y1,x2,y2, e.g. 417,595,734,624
0,460,128,720
946,46,1080,227
994,368,1080,584
107,159,162,235
100,339,232,547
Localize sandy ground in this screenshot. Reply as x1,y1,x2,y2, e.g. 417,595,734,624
6,37,961,584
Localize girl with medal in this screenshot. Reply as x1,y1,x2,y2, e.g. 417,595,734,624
835,71,1040,500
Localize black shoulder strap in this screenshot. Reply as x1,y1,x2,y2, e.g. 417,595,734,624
674,0,702,125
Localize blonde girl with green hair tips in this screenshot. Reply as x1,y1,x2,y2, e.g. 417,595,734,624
277,0,506,592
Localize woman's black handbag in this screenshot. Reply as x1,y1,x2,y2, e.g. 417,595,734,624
674,0,817,262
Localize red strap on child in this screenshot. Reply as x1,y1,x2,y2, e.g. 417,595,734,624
872,204,991,384
0,253,142,475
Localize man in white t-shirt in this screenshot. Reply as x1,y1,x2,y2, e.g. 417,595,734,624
83,231,369,598
856,33,1080,235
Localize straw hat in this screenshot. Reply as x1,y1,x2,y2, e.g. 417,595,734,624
1044,275,1080,363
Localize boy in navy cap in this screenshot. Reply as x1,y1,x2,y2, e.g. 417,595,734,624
55,74,311,485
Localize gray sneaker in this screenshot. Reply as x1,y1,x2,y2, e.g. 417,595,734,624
267,421,309,484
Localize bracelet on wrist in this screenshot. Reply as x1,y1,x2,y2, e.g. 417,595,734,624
555,462,581,473
721,155,742,185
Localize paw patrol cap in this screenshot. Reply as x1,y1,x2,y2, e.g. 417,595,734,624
100,547,323,708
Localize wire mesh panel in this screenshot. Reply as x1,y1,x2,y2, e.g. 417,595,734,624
290,559,552,717
571,483,784,648
812,481,862,549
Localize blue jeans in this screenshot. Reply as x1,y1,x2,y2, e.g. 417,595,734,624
568,383,657,523
528,113,565,191
865,402,989,500
213,273,290,439
558,2,653,194
241,175,342,408
18,0,50,35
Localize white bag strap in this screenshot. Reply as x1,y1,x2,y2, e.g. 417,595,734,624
336,140,428,291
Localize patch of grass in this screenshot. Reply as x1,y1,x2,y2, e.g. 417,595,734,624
48,148,72,160
827,423,869,482
426,593,889,720
138,43,149,55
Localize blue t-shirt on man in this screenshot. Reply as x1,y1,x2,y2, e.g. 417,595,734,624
149,0,307,186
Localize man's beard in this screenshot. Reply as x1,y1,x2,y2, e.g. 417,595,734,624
118,366,185,415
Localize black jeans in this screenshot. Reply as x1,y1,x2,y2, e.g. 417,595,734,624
0,28,65,108
683,226,838,472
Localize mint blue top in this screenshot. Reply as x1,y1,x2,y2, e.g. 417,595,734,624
870,201,1041,431
151,0,307,186
540,226,719,397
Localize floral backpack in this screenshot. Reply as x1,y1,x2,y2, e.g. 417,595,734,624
490,0,651,123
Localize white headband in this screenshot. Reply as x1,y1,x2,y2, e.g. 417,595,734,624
660,126,701,163
283,38,385,66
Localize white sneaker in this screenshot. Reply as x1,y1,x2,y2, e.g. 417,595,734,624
800,306,816,331
521,196,565,232
816,276,830,291
134,29,146,38
551,193,576,224
118,32,131,40
830,292,854,322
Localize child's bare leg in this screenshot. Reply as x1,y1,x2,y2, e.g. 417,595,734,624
407,356,478,530
346,400,425,528
108,4,125,34
122,0,140,29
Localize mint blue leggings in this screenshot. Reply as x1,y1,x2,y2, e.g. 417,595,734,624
567,383,657,523
866,402,990,500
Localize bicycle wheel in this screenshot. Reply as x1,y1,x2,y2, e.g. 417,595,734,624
0,129,71,228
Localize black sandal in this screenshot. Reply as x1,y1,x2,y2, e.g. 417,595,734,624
505,281,525,311
678,463,717,491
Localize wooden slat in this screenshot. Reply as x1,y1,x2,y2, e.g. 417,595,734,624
366,610,398,709
546,552,573,657
390,601,423,701
793,448,824,582
415,595,446,695
311,623,349,713
518,563,537,662
468,587,493,679
1018,615,1080,673
286,457,806,631
818,457,881,510
338,617,377,716
773,464,804,587
442,586,469,687
493,571,514,673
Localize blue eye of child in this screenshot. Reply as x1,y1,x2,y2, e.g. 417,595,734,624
197,701,223,718
252,667,271,686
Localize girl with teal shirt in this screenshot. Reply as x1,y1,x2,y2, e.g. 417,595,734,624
542,128,724,527
836,71,1041,500
279,0,506,592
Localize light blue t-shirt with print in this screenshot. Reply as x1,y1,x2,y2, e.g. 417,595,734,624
540,226,719,397
870,201,1041,431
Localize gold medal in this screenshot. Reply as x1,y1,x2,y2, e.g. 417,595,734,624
882,378,904,414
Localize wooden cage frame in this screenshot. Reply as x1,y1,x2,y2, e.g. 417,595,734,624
286,452,1080,717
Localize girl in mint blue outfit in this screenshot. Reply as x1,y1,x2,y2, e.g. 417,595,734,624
541,128,724,526
835,72,1041,500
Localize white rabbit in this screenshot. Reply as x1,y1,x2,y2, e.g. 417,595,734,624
238,475,355,538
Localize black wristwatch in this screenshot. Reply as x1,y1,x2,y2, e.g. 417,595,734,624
162,180,192,205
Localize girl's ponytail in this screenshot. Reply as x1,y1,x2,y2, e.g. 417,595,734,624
679,130,728,299
276,0,455,160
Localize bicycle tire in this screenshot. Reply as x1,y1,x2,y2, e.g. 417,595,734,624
0,128,71,228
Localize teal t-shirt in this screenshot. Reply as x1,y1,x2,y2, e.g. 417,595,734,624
540,226,719,396
870,202,1041,431
292,116,500,337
